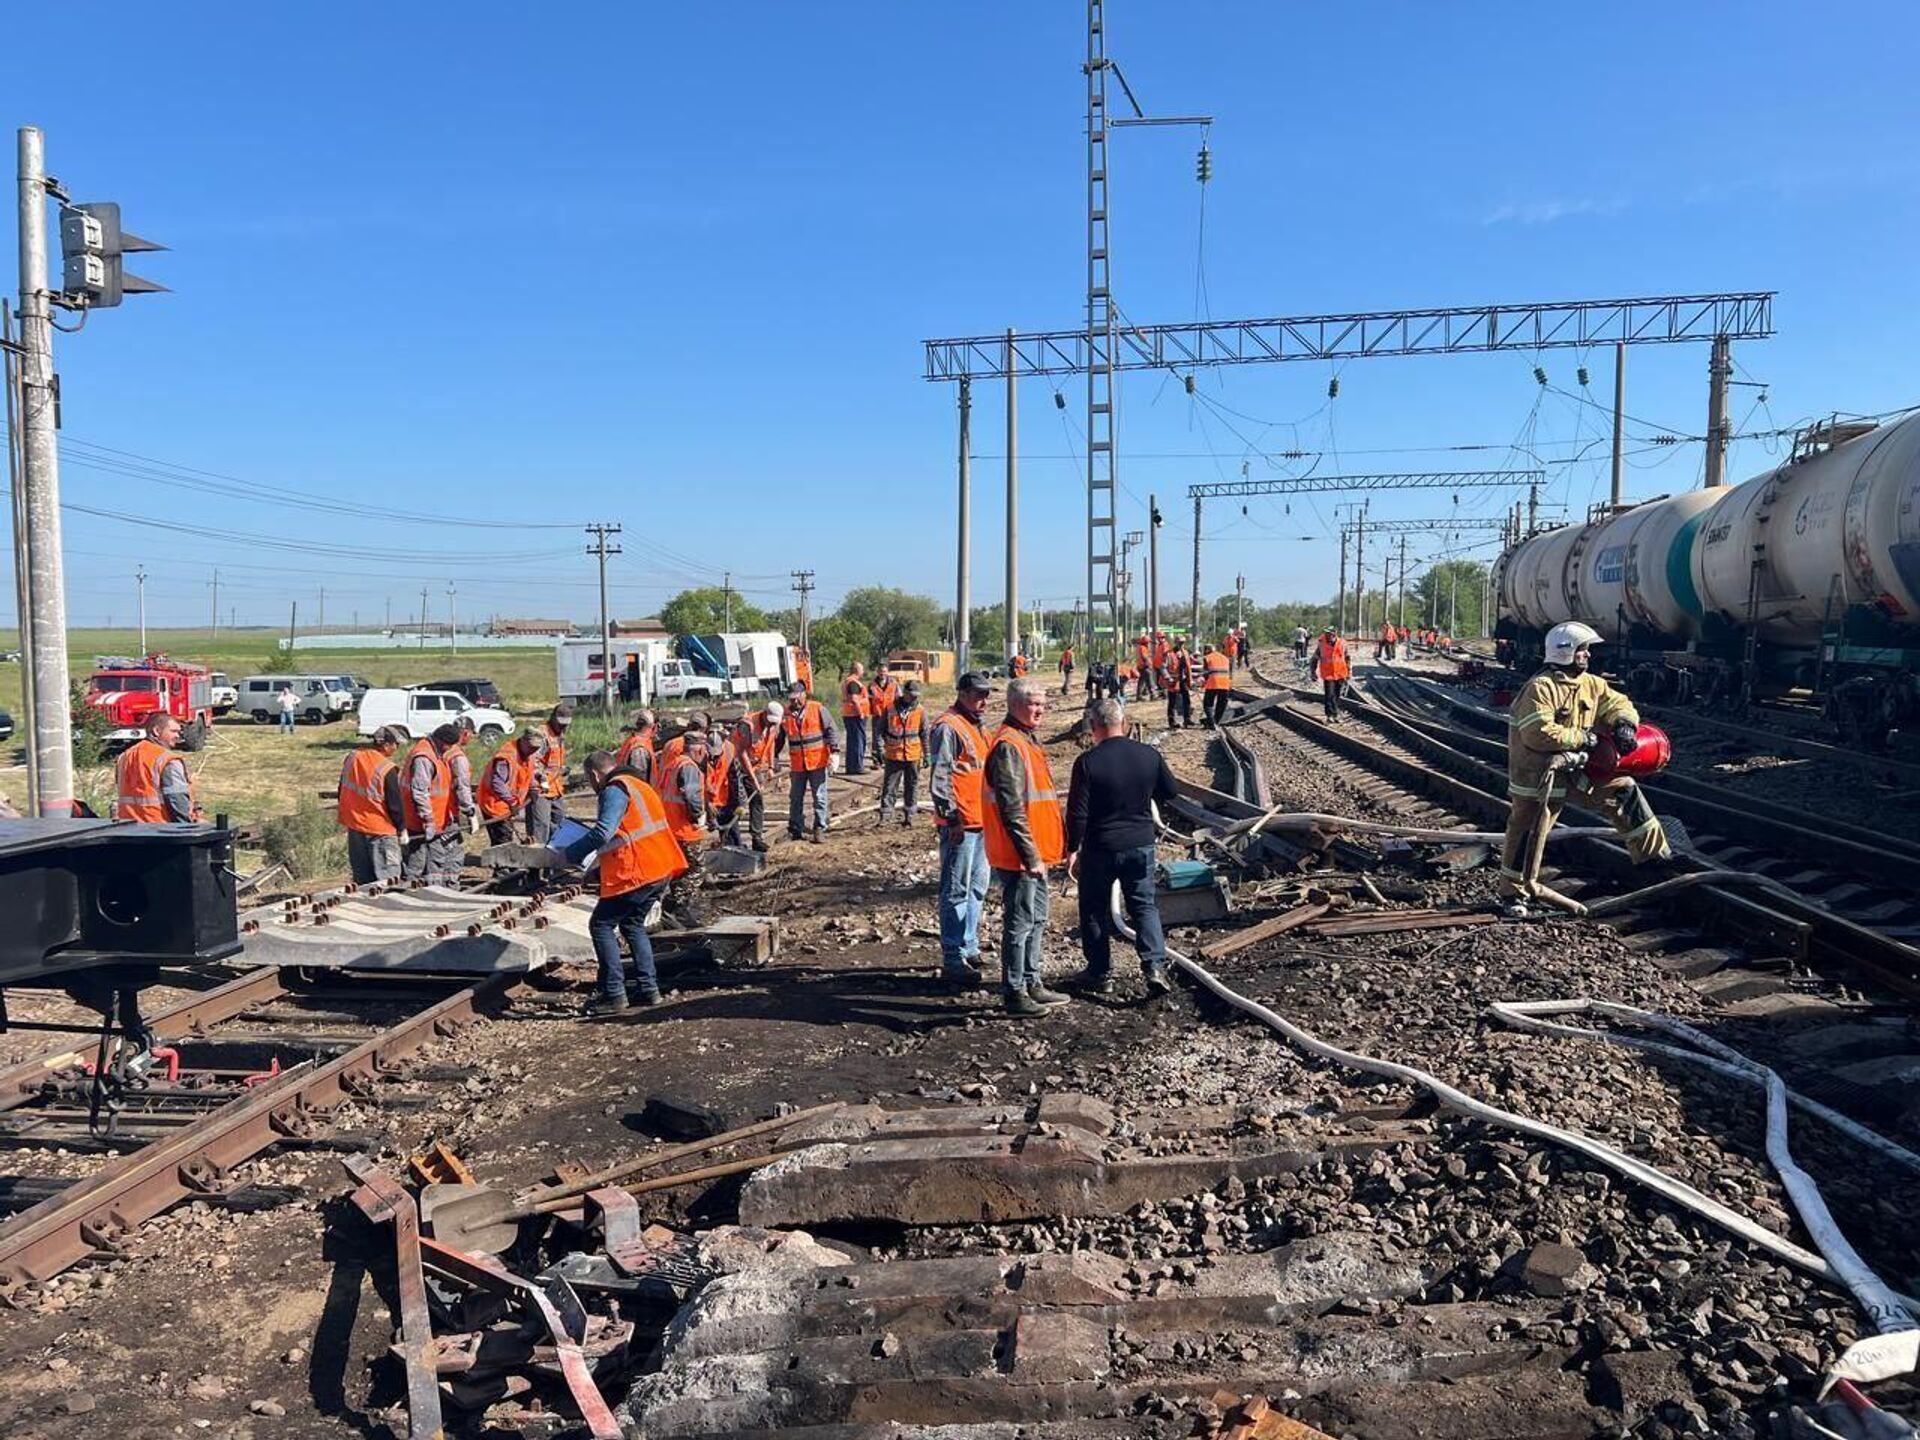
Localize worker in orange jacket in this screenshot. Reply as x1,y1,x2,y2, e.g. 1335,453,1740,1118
1162,638,1196,729
841,663,871,775
1312,625,1351,722
115,712,202,825
1201,642,1233,727
337,726,405,882
478,729,547,846
528,703,573,845
866,668,899,766
982,677,1066,1018
563,750,689,1015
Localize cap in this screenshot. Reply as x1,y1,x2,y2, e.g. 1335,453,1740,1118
551,702,575,723
764,700,786,722
957,670,992,696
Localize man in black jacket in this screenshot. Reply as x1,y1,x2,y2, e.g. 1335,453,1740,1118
1065,698,1176,997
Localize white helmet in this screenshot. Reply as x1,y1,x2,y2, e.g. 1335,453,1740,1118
1544,621,1603,665
763,700,786,723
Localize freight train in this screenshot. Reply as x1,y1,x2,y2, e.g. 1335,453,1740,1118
1493,411,1920,743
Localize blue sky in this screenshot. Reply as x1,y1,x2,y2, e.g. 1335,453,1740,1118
8,2,1920,630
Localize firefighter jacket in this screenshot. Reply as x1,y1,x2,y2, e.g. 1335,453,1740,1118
1507,666,1640,800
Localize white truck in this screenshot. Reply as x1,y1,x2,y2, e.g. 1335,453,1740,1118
555,639,740,706
357,687,515,742
691,632,799,695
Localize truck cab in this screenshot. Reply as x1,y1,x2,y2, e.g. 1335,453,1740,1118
84,656,216,751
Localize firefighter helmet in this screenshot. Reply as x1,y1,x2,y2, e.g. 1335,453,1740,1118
1543,621,1603,665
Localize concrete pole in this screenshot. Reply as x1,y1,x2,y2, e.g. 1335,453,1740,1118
211,568,220,643
1189,495,1202,643
1705,334,1732,489
1336,528,1348,635
136,565,147,654
1147,496,1161,650
419,588,429,650
1235,573,1245,631
1396,536,1408,629
1449,568,1458,637
1610,341,1626,508
287,601,298,652
448,585,458,658
1353,502,1368,637
17,128,74,814
955,376,971,676
1004,328,1019,663
1527,483,1539,535
3,299,38,812
597,548,613,714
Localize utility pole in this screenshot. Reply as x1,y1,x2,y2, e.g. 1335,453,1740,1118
1005,327,1019,664
317,585,325,632
287,600,298,652
1704,333,1732,489
210,568,220,643
3,300,38,813
135,564,147,654
1449,567,1459,637
954,376,972,675
721,572,734,631
384,595,392,633
1337,528,1349,635
16,128,73,813
1527,482,1539,535
1353,501,1369,637
790,570,815,654
1234,573,1245,633
418,587,429,650
1118,529,1142,649
447,584,458,657
1189,495,1202,642
1396,536,1408,629
1610,340,1626,508
1147,495,1162,647
585,523,622,713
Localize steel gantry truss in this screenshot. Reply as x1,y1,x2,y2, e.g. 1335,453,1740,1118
1338,517,1507,535
926,292,1774,382
1186,469,1542,500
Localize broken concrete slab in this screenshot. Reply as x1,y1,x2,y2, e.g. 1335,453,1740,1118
780,1094,1117,1147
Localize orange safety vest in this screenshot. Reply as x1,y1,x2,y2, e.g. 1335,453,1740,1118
738,714,779,776
883,704,925,763
615,731,654,774
540,725,567,798
401,739,454,834
1010,655,1029,678
841,677,869,719
115,739,194,823
478,742,534,821
1151,639,1170,672
660,754,706,843
598,775,688,899
783,700,831,772
932,707,987,830
982,723,1064,870
1315,636,1351,682
1164,651,1195,691
337,747,397,836
867,676,898,715
1060,649,1074,669
704,739,736,812
1202,650,1231,691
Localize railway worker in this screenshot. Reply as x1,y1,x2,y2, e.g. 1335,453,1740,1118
1133,633,1156,698
1313,624,1350,721
528,703,573,845
564,750,688,1015
705,722,756,849
1375,622,1394,662
866,667,899,767
401,723,461,881
841,663,871,775
337,725,405,882
115,711,202,824
656,711,707,780
660,727,712,926
478,728,546,846
878,680,929,827
1162,637,1196,729
446,717,480,877
1201,640,1233,728
616,710,657,782
1058,644,1075,693
1293,625,1310,662
930,672,993,988
1502,621,1671,918
778,680,838,843
726,700,783,853
1066,697,1177,998
984,676,1068,1017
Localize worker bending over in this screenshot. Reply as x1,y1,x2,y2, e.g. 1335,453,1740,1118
115,712,202,824
337,725,406,882
401,724,463,882
1502,621,1671,918
724,700,782,852
878,680,928,826
478,729,546,845
616,710,657,782
565,751,688,1015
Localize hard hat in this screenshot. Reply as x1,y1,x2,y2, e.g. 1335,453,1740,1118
764,700,785,722
1585,722,1671,782
1544,621,1603,665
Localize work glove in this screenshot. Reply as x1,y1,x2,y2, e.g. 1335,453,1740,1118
1581,729,1600,752
1612,720,1639,755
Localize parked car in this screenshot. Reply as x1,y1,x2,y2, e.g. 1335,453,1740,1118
0,709,13,741
411,677,503,709
208,671,239,716
238,674,357,724
359,687,513,742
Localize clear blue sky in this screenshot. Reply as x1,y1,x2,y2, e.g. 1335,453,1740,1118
7,1,1920,630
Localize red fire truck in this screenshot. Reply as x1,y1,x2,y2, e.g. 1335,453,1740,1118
82,654,216,752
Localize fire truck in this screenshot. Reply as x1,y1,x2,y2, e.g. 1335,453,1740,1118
82,654,216,752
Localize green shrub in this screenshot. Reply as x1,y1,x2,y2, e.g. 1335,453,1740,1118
68,679,117,770
262,797,345,881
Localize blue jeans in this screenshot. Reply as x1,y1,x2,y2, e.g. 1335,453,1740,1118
937,827,989,972
279,711,296,733
787,767,830,836
996,868,1050,995
844,718,868,775
1076,844,1167,977
589,881,667,999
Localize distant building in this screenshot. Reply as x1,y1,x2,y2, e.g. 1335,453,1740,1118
611,617,670,640
488,618,578,638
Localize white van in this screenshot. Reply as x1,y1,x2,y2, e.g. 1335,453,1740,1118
239,674,357,724
357,687,514,742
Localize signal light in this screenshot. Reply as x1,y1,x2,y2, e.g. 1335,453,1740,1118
58,202,167,309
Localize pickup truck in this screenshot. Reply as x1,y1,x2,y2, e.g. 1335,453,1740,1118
358,687,515,742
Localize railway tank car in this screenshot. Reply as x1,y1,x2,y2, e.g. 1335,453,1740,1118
1494,411,1920,710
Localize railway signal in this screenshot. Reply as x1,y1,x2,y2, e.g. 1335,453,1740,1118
58,200,168,309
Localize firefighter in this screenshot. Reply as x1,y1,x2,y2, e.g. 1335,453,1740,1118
1162,637,1196,729
841,663,871,775
337,725,405,882
115,711,202,823
879,680,928,827
401,724,461,881
1201,640,1233,727
563,750,689,1015
478,728,547,846
1501,621,1671,918
1312,625,1350,721
528,704,572,845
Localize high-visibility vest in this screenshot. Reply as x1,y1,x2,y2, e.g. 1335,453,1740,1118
478,742,534,821
1010,655,1029,678
868,676,898,715
931,707,987,830
337,747,397,836
739,715,778,775
1164,651,1195,690
401,739,454,834
783,700,831,772
660,755,706,843
657,732,692,779
1202,651,1231,691
598,775,688,899
115,739,193,823
1316,636,1351,682
540,725,567,798
841,678,869,719
615,731,654,775
883,704,925,763
704,740,736,811
982,723,1064,869
1060,649,1074,669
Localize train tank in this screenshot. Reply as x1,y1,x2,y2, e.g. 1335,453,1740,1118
1498,490,1718,640
1691,414,1920,644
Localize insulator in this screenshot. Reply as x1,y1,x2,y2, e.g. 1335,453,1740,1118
1533,366,1548,386
1284,502,1291,515
1183,374,1195,394
1577,366,1590,387
1327,377,1340,399
1758,391,1769,404
1240,504,1248,516
1053,391,1066,410
1196,145,1212,184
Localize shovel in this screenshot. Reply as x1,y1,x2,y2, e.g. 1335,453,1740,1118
424,1101,840,1253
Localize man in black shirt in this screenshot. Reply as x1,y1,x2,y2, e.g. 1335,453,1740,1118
1065,697,1175,997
